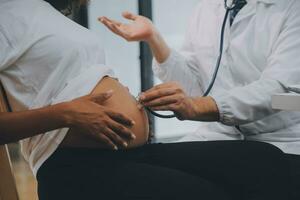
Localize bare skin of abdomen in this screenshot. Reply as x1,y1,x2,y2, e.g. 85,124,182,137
60,76,149,149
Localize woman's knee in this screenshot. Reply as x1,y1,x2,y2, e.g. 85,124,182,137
242,141,283,155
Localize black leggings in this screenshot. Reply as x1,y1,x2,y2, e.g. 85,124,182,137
37,141,296,200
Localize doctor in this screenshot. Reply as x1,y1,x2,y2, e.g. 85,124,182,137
101,0,300,199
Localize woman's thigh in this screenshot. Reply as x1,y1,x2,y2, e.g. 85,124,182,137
37,149,229,200
37,141,291,200
141,141,291,200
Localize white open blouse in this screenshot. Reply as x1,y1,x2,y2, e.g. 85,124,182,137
0,0,114,176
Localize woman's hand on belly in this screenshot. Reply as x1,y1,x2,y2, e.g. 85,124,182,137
60,77,150,150
59,90,136,150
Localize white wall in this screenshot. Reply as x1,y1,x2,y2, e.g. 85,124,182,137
153,0,200,139
88,0,141,95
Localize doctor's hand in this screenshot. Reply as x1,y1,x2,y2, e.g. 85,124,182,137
99,12,171,63
99,12,156,42
61,90,136,150
139,82,220,122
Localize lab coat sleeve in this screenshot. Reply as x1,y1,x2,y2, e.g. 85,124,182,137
152,3,206,97
212,3,300,126
152,49,205,96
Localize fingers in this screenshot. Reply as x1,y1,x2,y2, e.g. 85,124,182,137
97,134,118,150
108,22,133,40
145,82,179,93
122,11,137,20
100,17,123,35
99,16,122,26
102,127,129,148
142,94,182,108
89,90,113,104
139,88,177,103
100,19,132,41
106,110,135,127
99,16,130,36
94,118,135,149
108,120,136,140
151,104,177,111
139,82,182,101
99,14,146,42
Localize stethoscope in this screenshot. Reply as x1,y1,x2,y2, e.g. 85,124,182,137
139,0,239,119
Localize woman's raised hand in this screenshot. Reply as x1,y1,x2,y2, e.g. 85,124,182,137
99,12,156,42
61,90,136,150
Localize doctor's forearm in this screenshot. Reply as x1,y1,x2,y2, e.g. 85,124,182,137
147,31,171,63
193,96,220,122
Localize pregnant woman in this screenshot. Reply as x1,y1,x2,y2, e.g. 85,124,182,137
0,0,293,200
0,0,150,198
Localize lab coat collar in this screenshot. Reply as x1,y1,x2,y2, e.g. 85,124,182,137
223,0,276,52
212,0,276,6
232,0,276,25
249,0,276,5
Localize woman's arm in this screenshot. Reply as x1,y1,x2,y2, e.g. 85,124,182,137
0,91,136,150
0,103,65,144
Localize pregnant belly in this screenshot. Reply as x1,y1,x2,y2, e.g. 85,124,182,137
60,76,149,149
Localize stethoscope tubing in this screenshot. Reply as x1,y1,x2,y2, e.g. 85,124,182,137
147,3,235,119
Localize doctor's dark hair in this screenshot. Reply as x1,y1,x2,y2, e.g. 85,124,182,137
44,0,89,27
44,0,89,12
44,0,74,11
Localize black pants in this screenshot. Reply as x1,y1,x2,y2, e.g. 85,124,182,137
37,141,297,200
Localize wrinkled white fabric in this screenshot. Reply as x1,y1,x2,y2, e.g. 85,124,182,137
0,0,114,175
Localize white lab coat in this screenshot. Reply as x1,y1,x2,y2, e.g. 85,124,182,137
153,0,300,154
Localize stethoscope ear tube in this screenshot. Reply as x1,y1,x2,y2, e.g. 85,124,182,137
147,5,233,119
203,8,230,97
